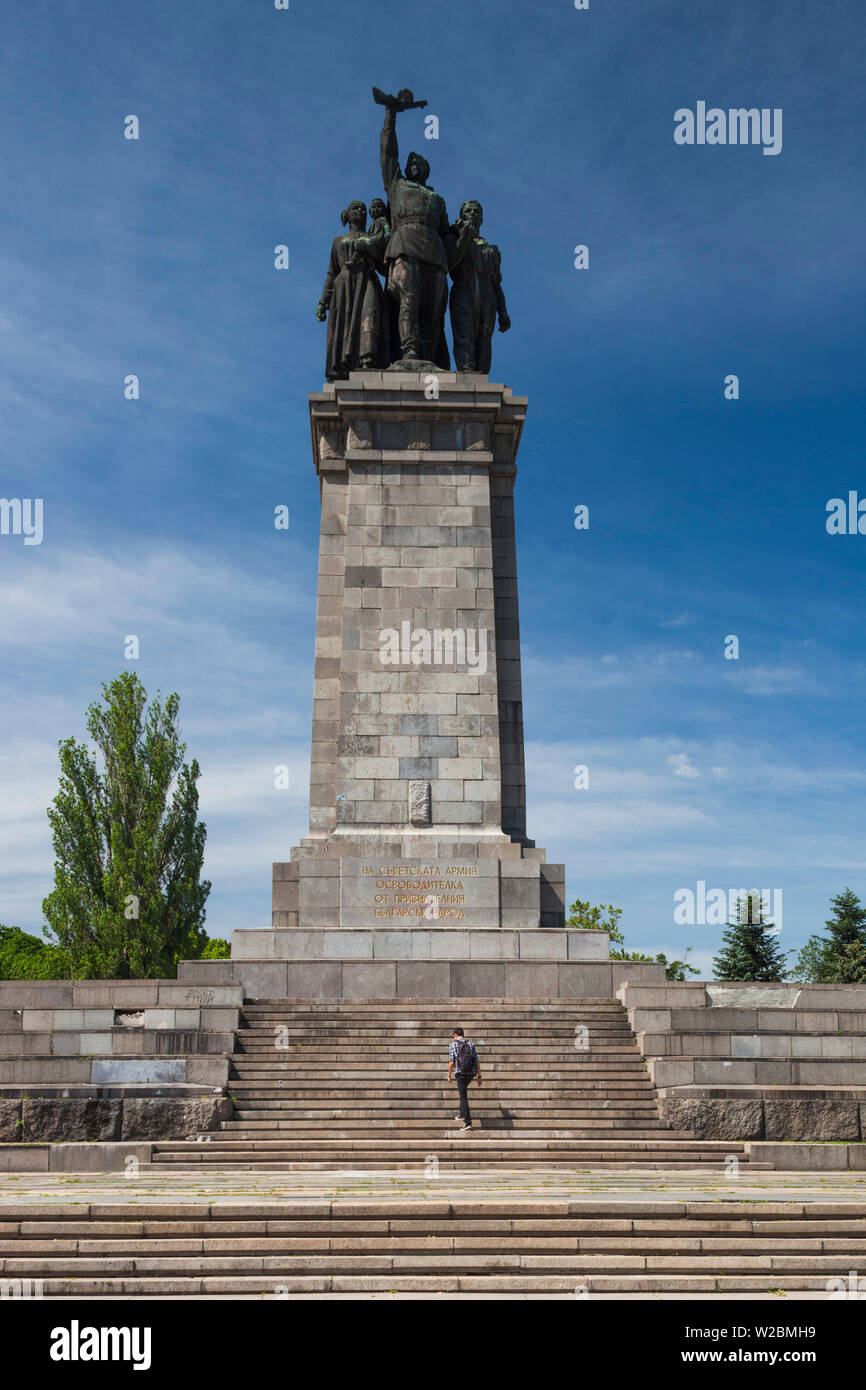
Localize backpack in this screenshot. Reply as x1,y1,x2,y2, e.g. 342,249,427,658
455,1038,476,1076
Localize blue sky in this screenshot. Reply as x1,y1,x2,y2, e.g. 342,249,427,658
1,0,864,974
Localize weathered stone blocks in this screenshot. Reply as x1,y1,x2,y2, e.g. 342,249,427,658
22,1098,122,1143
0,1099,21,1142
264,374,565,945
121,1097,233,1141
659,1097,765,1140
763,1098,861,1141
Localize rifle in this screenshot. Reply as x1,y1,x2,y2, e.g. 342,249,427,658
372,86,428,113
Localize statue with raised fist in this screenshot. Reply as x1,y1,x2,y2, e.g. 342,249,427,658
312,88,515,378
375,86,450,369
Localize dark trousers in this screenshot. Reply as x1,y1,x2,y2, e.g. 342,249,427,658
456,1073,473,1127
387,255,447,363
450,283,497,373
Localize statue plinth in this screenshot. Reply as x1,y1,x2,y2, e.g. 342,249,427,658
272,371,565,933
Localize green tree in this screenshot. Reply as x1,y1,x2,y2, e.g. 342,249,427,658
793,888,866,983
42,673,211,979
201,936,231,960
712,891,790,982
0,925,70,980
566,899,700,980
655,950,701,983
566,899,624,941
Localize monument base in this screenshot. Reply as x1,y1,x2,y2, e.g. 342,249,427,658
181,949,666,1001
271,851,565,932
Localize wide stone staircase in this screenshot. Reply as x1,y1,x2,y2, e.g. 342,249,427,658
5,1001,863,1298
150,998,758,1170
2,1199,865,1297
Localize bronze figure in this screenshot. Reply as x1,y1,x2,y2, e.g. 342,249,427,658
448,200,510,374
376,88,450,369
316,200,390,381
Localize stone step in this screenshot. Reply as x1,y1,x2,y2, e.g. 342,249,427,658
6,1213,864,1236
238,1024,633,1033
152,1152,742,1167
2,1251,861,1274
0,1273,835,1295
157,1134,739,1149
5,1235,865,1255
227,1083,657,1095
238,1021,630,1032
217,1129,689,1141
3,1203,861,1224
202,996,712,1169
237,1022,634,1032
223,1117,670,1128
156,1158,731,1168
238,1034,633,1043
232,1048,644,1057
234,1043,640,1053
153,1140,740,1155
229,1110,662,1122
237,1025,631,1034
7,1200,857,1295
223,1113,668,1125
220,1118,677,1129
228,1064,649,1074
238,1030,632,1041
0,1274,840,1295
227,1068,653,1078
231,1094,659,1106
242,997,625,1008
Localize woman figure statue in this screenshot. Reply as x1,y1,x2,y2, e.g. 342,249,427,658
315,200,389,380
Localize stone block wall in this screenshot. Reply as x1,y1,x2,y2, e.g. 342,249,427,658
302,374,526,846
0,1095,233,1144
177,951,666,999
267,374,566,936
0,980,240,1139
621,980,866,1139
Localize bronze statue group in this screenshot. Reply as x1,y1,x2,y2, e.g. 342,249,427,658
316,88,510,381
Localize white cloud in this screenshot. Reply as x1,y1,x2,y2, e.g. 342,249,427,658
668,752,701,779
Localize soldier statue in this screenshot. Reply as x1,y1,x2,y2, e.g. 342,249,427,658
448,200,510,374
312,89,514,379
373,87,450,369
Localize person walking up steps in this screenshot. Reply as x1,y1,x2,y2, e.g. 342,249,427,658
448,1027,482,1132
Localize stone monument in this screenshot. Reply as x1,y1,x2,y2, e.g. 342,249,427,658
274,369,565,934
225,88,639,997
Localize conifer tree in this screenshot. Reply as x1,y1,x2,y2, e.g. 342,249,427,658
712,891,790,982
793,888,866,983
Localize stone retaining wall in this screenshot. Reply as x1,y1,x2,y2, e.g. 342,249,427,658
621,981,866,1141
0,980,240,1138
0,1095,233,1143
658,1089,866,1140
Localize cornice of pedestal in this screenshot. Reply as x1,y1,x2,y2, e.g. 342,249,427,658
308,371,526,477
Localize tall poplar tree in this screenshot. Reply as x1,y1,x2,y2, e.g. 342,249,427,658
43,673,211,978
